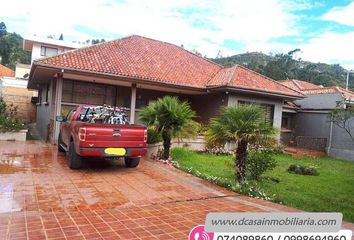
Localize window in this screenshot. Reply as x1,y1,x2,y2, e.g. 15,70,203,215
38,87,42,104
123,96,148,109
40,46,58,57
45,84,49,103
65,109,76,122
281,116,289,129
136,98,148,108
123,96,131,108
62,80,115,105
238,101,274,125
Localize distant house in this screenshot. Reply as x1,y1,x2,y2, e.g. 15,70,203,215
281,79,354,161
23,36,85,63
27,35,303,143
0,37,87,124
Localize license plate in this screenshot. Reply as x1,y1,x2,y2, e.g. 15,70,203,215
104,148,126,156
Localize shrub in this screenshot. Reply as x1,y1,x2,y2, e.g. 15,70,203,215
0,97,26,132
235,181,278,202
203,146,233,156
147,127,162,144
248,142,282,154
287,164,318,176
246,150,277,181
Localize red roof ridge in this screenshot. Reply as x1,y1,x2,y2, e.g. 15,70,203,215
131,35,225,68
225,65,238,86
292,80,303,90
236,65,304,96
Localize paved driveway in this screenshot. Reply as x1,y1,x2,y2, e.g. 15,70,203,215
0,141,352,239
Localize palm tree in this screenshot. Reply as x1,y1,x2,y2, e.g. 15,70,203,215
206,105,275,183
139,96,196,160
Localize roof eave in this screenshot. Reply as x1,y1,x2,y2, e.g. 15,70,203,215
207,85,304,100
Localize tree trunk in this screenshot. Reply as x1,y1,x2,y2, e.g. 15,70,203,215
162,130,171,160
235,139,248,183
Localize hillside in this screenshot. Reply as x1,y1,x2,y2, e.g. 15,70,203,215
212,52,353,91
0,22,31,69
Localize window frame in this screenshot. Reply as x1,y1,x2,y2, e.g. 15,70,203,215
238,100,275,126
40,46,58,57
44,84,49,104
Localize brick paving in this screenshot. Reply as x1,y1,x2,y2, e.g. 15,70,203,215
0,141,352,239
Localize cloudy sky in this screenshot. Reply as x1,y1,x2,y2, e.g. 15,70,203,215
1,0,354,69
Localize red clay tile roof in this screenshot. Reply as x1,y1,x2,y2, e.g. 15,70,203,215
283,100,299,110
36,35,221,88
280,79,322,91
208,65,302,97
0,64,15,77
280,79,354,102
207,66,236,86
33,35,302,98
303,87,354,102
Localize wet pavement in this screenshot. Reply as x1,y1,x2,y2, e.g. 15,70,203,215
0,141,353,239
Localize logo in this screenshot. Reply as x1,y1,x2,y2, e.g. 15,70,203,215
188,225,214,240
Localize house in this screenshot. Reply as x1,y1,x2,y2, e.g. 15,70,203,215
27,35,303,144
0,37,87,124
18,36,86,78
23,36,85,63
281,79,354,161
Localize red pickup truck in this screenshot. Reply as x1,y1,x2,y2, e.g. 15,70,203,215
56,105,147,169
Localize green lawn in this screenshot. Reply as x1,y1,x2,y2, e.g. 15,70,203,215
171,148,354,222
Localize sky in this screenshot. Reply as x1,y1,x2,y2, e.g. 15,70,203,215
1,0,354,69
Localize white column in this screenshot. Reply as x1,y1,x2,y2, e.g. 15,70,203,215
130,83,137,124
273,102,283,142
53,75,63,144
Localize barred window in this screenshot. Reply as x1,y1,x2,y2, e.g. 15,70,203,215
238,101,274,125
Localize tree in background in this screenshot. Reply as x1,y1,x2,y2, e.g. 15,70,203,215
139,96,196,159
0,22,30,68
59,34,64,40
206,105,275,183
329,102,354,143
0,22,7,37
90,39,105,45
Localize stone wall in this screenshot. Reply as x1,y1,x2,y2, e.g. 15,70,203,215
1,86,36,123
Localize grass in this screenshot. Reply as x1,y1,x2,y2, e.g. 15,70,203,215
171,148,354,222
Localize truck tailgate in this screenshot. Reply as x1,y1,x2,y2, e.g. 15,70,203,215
79,124,147,148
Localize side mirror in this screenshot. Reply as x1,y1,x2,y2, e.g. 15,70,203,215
56,116,65,122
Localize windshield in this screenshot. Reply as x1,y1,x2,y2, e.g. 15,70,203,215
77,106,129,125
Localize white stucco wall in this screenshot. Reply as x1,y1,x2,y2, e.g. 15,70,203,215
31,43,72,62
228,94,283,140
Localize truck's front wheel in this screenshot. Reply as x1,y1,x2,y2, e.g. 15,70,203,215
68,141,82,169
124,157,140,168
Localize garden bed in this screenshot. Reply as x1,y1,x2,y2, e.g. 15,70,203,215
171,147,354,222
